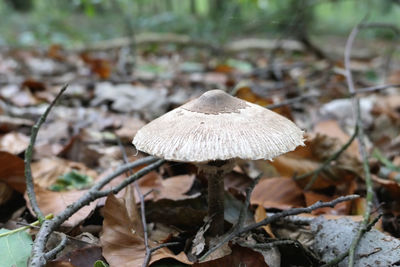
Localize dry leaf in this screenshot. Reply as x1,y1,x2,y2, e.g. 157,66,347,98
47,246,103,267
254,205,276,238
100,194,191,267
153,174,196,201
0,151,26,193
26,185,98,227
0,182,14,205
314,120,359,157
0,132,30,154
303,191,353,215
251,177,305,209
271,134,361,190
193,245,268,267
31,157,97,188
235,86,272,107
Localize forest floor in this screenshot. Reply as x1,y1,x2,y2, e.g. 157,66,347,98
0,31,400,266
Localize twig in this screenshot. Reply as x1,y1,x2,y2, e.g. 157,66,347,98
321,214,382,267
24,84,68,222
116,136,152,267
43,233,67,260
237,238,322,264
351,84,400,95
199,194,359,261
295,126,358,190
150,242,180,252
30,159,164,266
236,174,262,229
343,22,375,267
264,83,400,111
266,92,319,110
0,214,53,238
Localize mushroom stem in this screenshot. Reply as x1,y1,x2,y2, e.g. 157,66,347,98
199,160,234,236
207,169,225,236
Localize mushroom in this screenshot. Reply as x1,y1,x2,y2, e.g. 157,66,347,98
133,89,304,236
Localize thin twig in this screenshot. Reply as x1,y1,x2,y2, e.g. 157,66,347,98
237,238,322,264
115,137,152,267
43,233,67,260
344,22,375,267
30,159,164,266
295,126,358,190
321,214,382,267
236,174,262,229
24,84,68,222
150,242,180,252
351,84,400,95
199,194,359,261
266,92,319,109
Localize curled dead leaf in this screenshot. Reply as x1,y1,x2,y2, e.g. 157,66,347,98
100,194,191,267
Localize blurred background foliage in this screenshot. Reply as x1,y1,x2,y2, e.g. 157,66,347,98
0,0,399,47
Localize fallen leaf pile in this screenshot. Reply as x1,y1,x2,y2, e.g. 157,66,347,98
0,33,400,267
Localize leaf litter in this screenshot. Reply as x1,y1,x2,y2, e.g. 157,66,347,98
0,35,399,266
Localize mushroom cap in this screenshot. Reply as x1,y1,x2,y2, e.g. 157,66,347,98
133,90,304,162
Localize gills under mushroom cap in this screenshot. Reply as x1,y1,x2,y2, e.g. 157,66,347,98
133,90,304,162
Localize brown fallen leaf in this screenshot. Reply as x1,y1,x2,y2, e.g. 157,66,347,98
254,205,276,238
270,134,361,190
0,182,14,205
100,194,191,267
31,157,97,188
153,174,196,201
303,191,353,215
313,120,359,158
26,185,97,227
46,246,104,267
0,151,26,193
251,177,305,210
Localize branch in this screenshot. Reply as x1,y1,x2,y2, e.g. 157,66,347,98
237,238,322,264
25,84,68,222
343,21,375,267
321,214,382,267
295,126,358,190
44,233,67,260
199,194,359,261
29,159,164,266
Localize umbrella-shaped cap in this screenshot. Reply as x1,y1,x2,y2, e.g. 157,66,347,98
133,90,304,162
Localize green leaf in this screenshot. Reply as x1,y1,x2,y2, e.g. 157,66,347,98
49,170,93,191
94,260,109,267
0,229,33,267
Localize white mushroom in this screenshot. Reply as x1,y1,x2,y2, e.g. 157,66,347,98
133,89,304,236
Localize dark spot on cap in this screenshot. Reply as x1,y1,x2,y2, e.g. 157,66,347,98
182,90,249,115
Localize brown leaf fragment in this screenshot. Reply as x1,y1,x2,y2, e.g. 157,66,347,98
47,246,104,267
26,185,97,227
31,157,97,188
0,151,26,193
153,174,196,201
100,194,191,267
251,177,305,210
254,205,276,238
